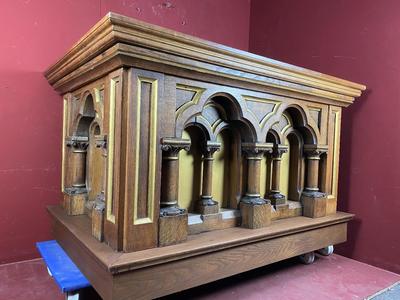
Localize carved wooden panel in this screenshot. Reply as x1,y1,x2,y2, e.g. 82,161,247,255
123,69,164,251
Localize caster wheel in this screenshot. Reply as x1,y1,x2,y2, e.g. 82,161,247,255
299,252,315,264
318,245,334,256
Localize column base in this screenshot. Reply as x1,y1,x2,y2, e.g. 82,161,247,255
196,196,219,215
301,191,327,218
159,212,188,247
63,188,87,216
240,201,272,229
91,200,105,242
241,195,269,205
268,192,286,206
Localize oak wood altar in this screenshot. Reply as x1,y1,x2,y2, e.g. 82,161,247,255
45,12,366,300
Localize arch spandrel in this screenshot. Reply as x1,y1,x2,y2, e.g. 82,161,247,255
261,102,320,145
175,89,261,142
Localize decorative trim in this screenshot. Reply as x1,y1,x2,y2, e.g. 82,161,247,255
331,109,341,198
242,95,281,129
61,97,68,192
106,76,118,223
175,84,205,120
161,138,191,156
242,142,273,158
271,144,289,159
303,144,328,159
133,76,158,225
45,13,366,106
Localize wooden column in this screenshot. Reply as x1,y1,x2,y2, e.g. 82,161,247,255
197,141,221,215
240,143,273,229
268,145,288,206
159,137,190,246
64,136,89,215
92,135,107,241
302,144,328,218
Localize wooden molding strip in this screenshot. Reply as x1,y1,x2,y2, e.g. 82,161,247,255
47,205,353,274
45,13,366,105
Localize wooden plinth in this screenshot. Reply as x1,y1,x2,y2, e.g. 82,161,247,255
63,193,86,216
48,205,353,300
240,202,272,229
302,195,327,218
158,213,188,246
197,204,219,215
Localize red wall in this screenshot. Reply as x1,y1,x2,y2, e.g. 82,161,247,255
0,0,251,264
250,0,400,273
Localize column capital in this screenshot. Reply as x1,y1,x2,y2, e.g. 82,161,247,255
201,141,221,158
95,135,107,149
242,142,273,159
303,144,328,159
161,137,191,156
66,136,89,151
271,144,289,159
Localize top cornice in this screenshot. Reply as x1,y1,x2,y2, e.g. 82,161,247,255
45,12,366,106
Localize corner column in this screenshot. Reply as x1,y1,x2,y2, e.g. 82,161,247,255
240,143,273,229
64,136,89,215
197,141,221,215
268,145,288,206
159,137,190,246
301,144,328,218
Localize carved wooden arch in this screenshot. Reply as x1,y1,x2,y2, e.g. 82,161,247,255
73,90,104,135
175,90,261,142
182,120,212,143
266,128,281,144
262,103,319,145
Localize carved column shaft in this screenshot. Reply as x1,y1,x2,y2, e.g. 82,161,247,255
242,143,273,205
246,156,262,197
201,142,220,200
270,145,288,193
268,145,288,206
303,145,328,193
202,154,213,197
306,156,319,191
160,138,191,216
271,157,281,193
302,145,328,218
197,142,221,214
66,136,89,188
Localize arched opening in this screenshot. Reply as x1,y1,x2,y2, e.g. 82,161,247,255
213,128,240,209
267,107,312,203
286,131,304,201
178,126,204,213
76,94,96,136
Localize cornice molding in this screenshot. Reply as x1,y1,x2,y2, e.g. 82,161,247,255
45,12,366,106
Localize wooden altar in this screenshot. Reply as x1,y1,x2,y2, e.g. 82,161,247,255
45,13,366,299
